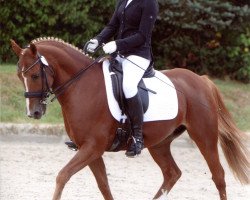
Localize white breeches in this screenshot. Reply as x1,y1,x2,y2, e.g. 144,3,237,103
116,55,150,98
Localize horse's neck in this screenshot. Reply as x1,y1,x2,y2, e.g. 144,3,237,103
40,45,93,85
40,45,103,105
56,61,105,123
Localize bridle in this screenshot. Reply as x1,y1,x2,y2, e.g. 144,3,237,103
18,53,54,105
19,50,104,105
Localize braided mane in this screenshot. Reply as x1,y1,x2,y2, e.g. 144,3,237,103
31,37,90,57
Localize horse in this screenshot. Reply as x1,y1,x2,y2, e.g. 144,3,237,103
10,37,249,200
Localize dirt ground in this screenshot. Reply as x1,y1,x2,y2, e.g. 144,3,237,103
0,125,250,200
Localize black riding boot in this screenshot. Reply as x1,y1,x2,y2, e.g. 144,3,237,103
125,93,144,157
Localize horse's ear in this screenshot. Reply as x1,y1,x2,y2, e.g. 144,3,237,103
10,39,22,57
30,43,37,55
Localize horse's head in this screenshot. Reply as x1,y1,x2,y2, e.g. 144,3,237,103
10,40,54,119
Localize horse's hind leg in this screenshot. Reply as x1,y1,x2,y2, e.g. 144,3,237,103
88,157,114,200
148,136,182,199
187,122,227,200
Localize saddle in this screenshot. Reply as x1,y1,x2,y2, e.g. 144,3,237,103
107,57,156,151
109,57,155,115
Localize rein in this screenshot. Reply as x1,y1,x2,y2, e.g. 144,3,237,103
50,44,105,102
51,55,104,102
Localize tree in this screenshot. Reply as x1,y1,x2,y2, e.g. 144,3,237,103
154,0,250,82
0,0,115,62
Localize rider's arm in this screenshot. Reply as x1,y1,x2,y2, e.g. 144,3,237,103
95,1,121,44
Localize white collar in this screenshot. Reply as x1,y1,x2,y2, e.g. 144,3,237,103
126,0,133,8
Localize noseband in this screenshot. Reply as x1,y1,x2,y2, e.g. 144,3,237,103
19,53,54,104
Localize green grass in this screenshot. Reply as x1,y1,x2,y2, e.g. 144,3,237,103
0,63,17,73
214,79,250,131
0,64,63,124
1,64,250,130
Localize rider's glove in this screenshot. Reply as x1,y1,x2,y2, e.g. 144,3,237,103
86,39,99,53
103,41,117,54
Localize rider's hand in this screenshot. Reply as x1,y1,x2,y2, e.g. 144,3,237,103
103,41,117,54
86,39,99,53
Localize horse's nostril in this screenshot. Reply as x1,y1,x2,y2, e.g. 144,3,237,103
34,111,41,118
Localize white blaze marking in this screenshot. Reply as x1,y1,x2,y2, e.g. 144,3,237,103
23,75,31,115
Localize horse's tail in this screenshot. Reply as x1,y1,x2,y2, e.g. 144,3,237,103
202,76,250,184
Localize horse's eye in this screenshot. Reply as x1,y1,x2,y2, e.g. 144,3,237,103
31,74,40,80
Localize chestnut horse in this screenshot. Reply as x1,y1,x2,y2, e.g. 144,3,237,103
11,38,249,200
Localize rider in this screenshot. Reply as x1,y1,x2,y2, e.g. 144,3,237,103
86,0,159,157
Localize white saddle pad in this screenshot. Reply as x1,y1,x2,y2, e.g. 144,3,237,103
102,60,178,122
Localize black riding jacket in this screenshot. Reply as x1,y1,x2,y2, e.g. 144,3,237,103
96,0,159,60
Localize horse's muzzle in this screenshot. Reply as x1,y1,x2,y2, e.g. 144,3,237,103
27,104,46,119
28,111,42,119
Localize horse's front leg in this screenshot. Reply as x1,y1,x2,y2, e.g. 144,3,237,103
52,144,102,200
89,157,114,200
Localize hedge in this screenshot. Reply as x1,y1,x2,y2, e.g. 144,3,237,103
1,0,250,82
